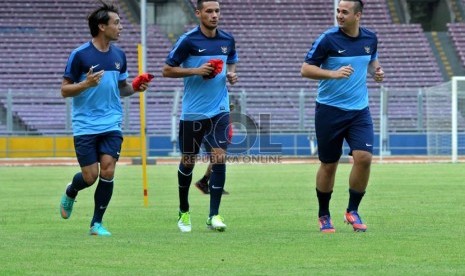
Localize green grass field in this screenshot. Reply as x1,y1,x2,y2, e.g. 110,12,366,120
1,163,465,275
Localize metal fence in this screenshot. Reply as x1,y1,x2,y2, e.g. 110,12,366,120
1,85,462,137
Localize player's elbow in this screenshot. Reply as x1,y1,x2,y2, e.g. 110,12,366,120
60,87,70,98
162,64,173,78
300,63,311,78
161,68,169,78
301,63,322,80
301,67,312,79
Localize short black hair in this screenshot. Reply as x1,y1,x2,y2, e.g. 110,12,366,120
197,0,219,10
88,0,119,37
342,0,364,13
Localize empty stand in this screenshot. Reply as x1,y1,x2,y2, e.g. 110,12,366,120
0,0,447,135
0,0,178,134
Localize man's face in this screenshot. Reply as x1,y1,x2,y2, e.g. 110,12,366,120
196,1,220,30
101,12,122,41
336,1,360,30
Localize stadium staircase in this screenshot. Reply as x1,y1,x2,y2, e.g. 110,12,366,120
448,0,465,71
426,31,465,80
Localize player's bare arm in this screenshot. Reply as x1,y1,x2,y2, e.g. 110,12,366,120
301,63,353,80
162,63,213,78
61,68,104,98
368,60,384,82
226,63,237,85
118,80,144,97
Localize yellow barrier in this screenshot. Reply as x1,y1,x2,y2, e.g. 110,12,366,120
0,136,142,158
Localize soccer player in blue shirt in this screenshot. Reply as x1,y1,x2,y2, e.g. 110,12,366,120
59,1,151,236
194,103,234,195
162,0,238,232
301,0,384,233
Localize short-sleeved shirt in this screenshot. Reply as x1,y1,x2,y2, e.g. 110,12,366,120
63,41,128,136
304,27,378,110
165,26,238,121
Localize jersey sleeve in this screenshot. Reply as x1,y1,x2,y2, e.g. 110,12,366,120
63,50,82,83
304,33,328,67
165,35,191,67
227,38,238,64
370,35,378,62
119,51,129,81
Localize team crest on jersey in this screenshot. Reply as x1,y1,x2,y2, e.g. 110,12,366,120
115,62,121,70
364,46,371,54
221,46,228,54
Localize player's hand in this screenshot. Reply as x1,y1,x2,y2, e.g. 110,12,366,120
86,67,104,87
333,65,354,79
198,62,214,77
227,72,238,85
132,73,154,92
373,67,384,82
137,83,149,92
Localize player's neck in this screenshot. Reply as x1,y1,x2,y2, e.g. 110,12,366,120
340,26,359,38
91,37,111,52
199,25,217,38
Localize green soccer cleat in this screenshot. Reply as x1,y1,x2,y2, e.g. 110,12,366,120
89,222,112,236
206,215,227,232
178,211,192,233
60,192,75,219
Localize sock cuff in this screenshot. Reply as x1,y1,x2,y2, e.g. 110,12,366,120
178,163,193,176
316,188,333,195
349,188,366,195
99,177,114,183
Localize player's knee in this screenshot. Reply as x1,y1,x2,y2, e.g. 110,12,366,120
99,169,115,180
81,164,100,185
320,162,337,174
82,173,98,185
353,151,372,167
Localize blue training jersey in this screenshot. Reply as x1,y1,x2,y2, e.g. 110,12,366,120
63,41,129,135
165,26,238,120
304,27,378,110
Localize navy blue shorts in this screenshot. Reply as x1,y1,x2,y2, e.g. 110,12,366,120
73,130,123,167
315,103,373,163
179,112,230,155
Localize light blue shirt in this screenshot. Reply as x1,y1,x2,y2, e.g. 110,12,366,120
63,42,128,135
166,26,238,120
304,27,378,110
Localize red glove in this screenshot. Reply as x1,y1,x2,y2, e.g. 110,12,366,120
204,59,224,79
132,73,154,91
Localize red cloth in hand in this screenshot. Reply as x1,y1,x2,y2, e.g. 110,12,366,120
227,124,233,143
132,73,154,91
204,59,224,79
